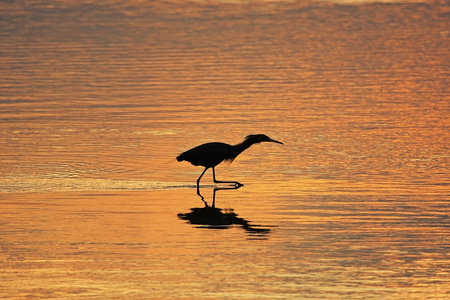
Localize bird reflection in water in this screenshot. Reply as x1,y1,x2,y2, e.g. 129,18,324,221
178,186,271,235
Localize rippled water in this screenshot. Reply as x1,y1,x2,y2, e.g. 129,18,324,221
1,0,449,298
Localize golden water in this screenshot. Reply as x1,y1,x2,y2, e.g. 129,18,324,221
1,0,449,298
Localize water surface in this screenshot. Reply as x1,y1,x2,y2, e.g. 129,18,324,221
1,0,449,298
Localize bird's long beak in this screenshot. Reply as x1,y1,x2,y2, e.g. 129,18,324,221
268,137,284,145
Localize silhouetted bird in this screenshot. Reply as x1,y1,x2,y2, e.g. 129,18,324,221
177,134,283,188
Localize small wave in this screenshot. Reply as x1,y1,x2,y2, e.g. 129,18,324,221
0,177,196,193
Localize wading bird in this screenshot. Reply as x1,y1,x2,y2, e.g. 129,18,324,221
176,134,283,189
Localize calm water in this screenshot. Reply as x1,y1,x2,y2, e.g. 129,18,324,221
1,0,449,298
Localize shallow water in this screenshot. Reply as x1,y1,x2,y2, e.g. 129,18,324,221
1,0,449,298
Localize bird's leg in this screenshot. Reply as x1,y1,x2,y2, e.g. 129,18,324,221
196,167,208,201
197,167,208,187
212,167,243,187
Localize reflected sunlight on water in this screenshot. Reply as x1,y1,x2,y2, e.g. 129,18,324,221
1,0,449,298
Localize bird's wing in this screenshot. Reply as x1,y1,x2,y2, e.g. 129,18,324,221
177,142,232,167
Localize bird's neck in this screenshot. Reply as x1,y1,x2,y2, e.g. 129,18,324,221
232,139,254,157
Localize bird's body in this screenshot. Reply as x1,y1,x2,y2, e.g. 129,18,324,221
177,134,283,189
176,142,234,168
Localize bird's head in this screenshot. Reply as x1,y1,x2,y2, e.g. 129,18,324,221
245,134,284,145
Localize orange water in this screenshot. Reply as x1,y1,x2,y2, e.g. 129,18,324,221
1,1,449,298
